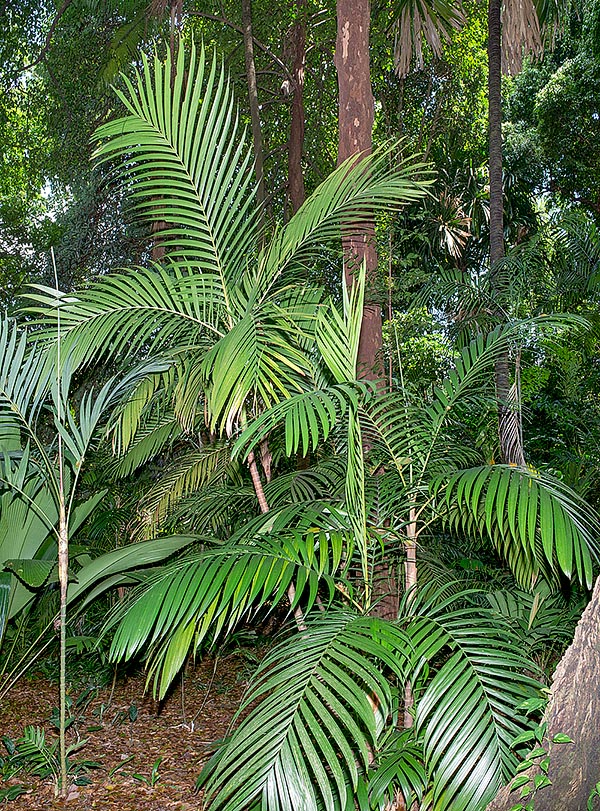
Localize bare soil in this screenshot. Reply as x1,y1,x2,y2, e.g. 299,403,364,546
0,655,250,810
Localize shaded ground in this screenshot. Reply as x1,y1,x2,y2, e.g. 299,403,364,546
0,654,251,810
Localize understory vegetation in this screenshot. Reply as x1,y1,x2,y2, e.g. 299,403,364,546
2,2,600,810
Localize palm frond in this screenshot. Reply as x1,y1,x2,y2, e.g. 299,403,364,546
436,465,599,588
93,41,259,277
233,384,370,460
0,319,50,440
401,587,539,811
137,443,234,531
392,0,466,78
198,611,410,811
107,532,347,698
258,146,432,300
26,266,216,369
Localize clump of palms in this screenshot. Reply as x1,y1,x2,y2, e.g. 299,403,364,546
28,38,599,811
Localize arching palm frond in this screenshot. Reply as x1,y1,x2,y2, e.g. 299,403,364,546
436,465,599,588
136,442,235,533
198,611,410,811
264,459,347,507
366,328,509,486
27,265,217,369
110,414,183,478
200,307,315,436
401,587,539,811
0,318,51,441
107,531,348,698
93,41,259,279
162,485,257,536
232,383,369,461
258,147,432,300
198,589,538,811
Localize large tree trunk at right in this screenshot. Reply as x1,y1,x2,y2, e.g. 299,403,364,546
489,577,600,810
488,0,524,466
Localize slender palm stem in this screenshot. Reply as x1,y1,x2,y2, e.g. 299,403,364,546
247,449,306,630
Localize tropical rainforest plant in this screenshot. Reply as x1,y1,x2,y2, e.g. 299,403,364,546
27,37,600,811
0,313,195,796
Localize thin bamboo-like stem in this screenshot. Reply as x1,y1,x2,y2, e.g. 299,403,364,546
247,449,306,630
51,248,68,798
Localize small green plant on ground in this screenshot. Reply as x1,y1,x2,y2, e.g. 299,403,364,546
132,757,162,787
508,697,573,811
2,726,101,796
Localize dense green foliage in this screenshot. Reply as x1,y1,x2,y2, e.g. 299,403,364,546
2,2,600,809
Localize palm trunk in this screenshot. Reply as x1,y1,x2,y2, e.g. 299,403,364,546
247,450,306,630
488,0,524,466
403,506,417,729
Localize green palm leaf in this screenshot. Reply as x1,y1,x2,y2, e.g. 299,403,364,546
437,465,598,587
137,443,234,531
401,588,539,811
93,41,259,278
27,266,217,369
0,318,50,440
199,612,410,811
107,531,347,698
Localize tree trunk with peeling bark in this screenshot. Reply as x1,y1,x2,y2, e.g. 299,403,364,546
488,0,525,466
489,577,600,811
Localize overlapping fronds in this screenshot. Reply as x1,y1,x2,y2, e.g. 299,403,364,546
436,464,598,587
392,0,466,78
233,383,370,460
401,588,539,811
108,530,348,697
136,443,234,530
0,318,50,438
365,329,508,488
27,266,215,369
198,612,410,811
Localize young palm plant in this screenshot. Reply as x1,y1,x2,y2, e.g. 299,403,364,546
0,315,186,796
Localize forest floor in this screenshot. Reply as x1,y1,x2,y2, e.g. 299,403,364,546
0,652,253,810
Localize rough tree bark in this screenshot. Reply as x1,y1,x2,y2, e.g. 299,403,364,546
334,0,382,381
287,0,307,215
488,0,525,466
489,577,600,811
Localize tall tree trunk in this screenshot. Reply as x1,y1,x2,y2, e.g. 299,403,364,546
288,0,306,215
242,0,267,228
489,577,600,810
488,0,525,466
335,0,382,380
